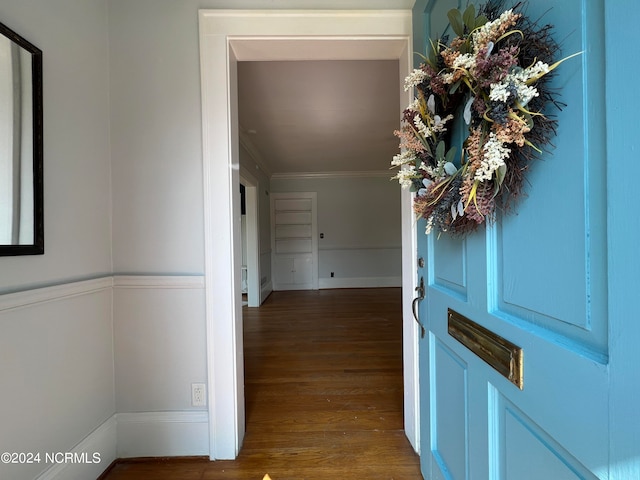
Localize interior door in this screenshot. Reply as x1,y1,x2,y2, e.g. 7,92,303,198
413,0,610,478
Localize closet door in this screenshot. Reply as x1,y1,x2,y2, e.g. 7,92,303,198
271,193,318,291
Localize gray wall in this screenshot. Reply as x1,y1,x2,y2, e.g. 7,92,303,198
271,175,402,286
0,0,112,292
0,1,114,479
0,1,412,476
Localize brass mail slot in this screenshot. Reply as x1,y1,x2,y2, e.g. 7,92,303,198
448,309,524,390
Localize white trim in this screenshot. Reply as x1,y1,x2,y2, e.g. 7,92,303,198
240,169,262,307
199,12,243,459
116,411,209,459
271,170,393,180
117,411,209,424
112,275,205,289
0,277,112,313
35,416,117,480
0,275,205,314
319,276,402,289
199,10,413,41
401,187,420,451
199,8,415,460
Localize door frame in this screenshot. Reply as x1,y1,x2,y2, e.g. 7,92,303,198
199,8,418,459
240,168,260,307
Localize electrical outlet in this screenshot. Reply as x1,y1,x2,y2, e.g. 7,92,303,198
192,383,206,407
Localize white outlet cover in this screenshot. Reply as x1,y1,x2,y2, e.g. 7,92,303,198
191,383,207,407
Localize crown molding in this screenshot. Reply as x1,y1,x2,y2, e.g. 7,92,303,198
238,129,272,179
271,170,391,180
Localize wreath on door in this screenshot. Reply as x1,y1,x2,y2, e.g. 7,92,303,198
391,1,580,236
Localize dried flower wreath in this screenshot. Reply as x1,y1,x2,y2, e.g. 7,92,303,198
391,1,579,236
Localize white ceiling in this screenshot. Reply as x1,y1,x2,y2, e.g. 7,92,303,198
237,59,401,176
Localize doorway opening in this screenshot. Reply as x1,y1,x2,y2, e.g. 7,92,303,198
199,9,417,460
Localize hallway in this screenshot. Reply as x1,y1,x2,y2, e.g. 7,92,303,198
101,288,421,479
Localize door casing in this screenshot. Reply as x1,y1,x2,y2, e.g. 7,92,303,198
199,8,418,460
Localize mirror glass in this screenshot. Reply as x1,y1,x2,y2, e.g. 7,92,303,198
0,21,43,256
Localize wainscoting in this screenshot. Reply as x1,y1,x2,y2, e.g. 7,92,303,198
0,278,115,480
0,275,208,480
318,247,401,289
112,275,208,458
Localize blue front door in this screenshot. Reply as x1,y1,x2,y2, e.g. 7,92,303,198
410,0,623,478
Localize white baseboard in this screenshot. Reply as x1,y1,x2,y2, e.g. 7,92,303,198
35,411,209,478
35,416,117,480
318,276,402,289
116,411,209,458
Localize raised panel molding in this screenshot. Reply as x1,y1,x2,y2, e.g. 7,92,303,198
489,388,599,480
485,0,608,362
431,337,469,480
429,234,467,300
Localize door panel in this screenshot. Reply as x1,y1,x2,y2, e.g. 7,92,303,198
413,0,609,478
503,404,590,479
293,256,312,286
431,235,467,299
431,337,469,479
492,389,600,480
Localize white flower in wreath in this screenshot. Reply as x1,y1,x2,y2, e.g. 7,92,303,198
475,133,511,182
414,114,432,139
433,114,455,133
391,150,416,167
453,53,476,70
516,84,539,105
489,83,512,102
404,68,428,91
489,79,539,106
393,165,419,189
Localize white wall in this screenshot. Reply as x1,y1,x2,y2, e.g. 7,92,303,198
271,175,401,288
0,1,115,479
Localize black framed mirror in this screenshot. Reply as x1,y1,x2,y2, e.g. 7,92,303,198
0,20,43,256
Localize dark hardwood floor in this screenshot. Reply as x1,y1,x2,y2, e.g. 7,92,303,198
100,288,422,479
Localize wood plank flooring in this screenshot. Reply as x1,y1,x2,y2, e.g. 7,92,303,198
100,288,422,479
